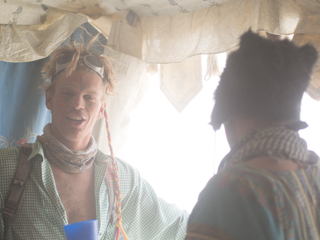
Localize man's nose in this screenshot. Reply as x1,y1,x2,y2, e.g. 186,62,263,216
70,95,85,109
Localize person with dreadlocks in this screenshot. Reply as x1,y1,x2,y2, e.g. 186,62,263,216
0,38,189,240
185,30,320,240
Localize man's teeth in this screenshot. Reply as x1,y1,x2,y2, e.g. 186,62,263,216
68,116,83,121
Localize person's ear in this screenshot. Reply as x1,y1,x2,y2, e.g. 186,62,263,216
45,91,53,111
97,101,107,119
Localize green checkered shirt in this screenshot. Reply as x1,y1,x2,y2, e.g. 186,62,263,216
0,141,189,239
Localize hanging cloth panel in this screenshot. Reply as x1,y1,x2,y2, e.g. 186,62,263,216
160,55,203,112
1,0,320,64
107,20,143,59
0,59,51,148
140,0,320,63
92,48,147,155
0,14,89,62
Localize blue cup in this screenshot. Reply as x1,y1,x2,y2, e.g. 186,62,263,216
64,219,98,240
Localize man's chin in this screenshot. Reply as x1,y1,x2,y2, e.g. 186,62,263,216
59,132,86,144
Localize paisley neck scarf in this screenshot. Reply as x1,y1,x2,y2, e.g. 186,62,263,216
37,123,97,173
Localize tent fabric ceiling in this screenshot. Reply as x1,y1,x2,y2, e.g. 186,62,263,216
1,0,320,100
94,0,233,16
1,0,320,63
1,0,232,24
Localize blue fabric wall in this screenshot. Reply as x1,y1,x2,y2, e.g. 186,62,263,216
0,22,106,148
0,59,51,148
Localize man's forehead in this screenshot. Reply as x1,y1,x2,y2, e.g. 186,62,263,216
58,82,102,92
55,71,105,89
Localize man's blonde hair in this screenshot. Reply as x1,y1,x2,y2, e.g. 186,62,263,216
41,36,116,95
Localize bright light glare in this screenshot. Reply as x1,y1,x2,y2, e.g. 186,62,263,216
300,93,320,156
118,58,320,214
118,56,229,213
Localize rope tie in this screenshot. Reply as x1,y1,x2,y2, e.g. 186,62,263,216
104,110,129,240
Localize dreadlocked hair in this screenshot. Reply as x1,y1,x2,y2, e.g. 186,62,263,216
40,35,116,94
211,29,318,130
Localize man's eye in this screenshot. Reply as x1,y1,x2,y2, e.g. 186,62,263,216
85,95,95,101
63,92,72,96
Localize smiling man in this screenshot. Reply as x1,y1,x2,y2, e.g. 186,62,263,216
46,70,106,151
0,41,189,239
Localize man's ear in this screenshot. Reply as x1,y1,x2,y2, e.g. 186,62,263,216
45,91,53,111
97,101,107,119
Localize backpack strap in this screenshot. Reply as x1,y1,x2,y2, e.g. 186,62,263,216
105,157,118,240
3,144,33,239
3,147,117,239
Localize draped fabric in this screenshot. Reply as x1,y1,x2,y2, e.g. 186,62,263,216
1,0,320,63
0,58,51,148
1,0,320,149
92,48,147,155
160,55,203,112
1,0,320,104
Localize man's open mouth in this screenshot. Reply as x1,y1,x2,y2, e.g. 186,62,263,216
66,116,85,122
